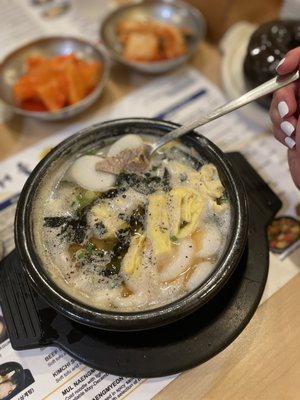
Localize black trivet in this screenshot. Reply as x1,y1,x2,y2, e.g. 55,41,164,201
0,153,281,378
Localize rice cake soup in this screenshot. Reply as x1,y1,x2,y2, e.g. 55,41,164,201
34,134,231,311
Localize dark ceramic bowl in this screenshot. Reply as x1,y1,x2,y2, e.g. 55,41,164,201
15,118,248,331
0,316,8,344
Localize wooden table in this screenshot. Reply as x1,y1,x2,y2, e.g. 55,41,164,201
1,1,300,399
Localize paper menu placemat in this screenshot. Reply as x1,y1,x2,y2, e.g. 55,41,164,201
0,66,300,400
0,0,116,61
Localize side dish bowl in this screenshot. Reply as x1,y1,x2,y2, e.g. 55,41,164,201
101,0,206,74
15,118,248,331
0,36,110,121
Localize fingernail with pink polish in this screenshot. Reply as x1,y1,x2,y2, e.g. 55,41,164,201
278,101,289,118
281,121,295,136
276,58,285,71
285,137,296,149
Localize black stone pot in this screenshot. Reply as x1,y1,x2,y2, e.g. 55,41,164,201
14,118,248,331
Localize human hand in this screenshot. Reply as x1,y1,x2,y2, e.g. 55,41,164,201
269,48,300,189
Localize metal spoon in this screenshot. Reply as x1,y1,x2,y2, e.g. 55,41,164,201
146,70,300,158
96,71,300,175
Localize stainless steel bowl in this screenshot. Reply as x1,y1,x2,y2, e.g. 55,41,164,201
0,36,110,121
101,0,206,74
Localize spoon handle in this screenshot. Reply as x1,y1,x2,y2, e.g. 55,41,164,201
150,70,300,155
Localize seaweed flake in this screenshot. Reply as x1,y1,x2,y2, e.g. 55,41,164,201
94,221,107,238
45,214,87,244
68,217,87,244
216,194,227,205
162,168,171,192
129,206,146,233
116,172,162,195
44,216,71,227
99,187,126,199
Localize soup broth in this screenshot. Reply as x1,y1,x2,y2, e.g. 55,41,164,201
33,135,231,312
